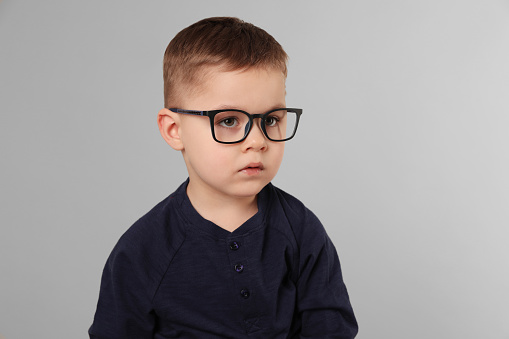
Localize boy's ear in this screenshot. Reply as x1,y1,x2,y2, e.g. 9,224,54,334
157,108,184,151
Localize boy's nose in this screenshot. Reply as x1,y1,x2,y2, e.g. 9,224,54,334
242,120,267,151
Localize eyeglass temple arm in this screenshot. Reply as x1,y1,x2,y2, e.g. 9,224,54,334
169,108,207,116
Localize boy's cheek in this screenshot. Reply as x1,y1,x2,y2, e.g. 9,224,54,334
188,146,233,172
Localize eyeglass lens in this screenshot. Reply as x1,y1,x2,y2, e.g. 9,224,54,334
213,110,298,143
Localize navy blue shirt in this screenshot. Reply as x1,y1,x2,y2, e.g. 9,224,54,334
89,180,358,338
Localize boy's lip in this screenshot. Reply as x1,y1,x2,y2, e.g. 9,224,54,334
239,162,264,172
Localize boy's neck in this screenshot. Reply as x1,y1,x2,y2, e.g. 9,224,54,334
186,182,258,233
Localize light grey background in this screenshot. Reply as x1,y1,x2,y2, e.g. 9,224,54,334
1,1,508,338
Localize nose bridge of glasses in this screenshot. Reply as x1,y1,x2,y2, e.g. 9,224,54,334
247,113,267,135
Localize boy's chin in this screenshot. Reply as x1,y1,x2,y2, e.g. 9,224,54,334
189,175,272,200
229,182,268,199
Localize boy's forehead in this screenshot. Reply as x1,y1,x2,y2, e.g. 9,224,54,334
179,65,286,109
200,64,286,85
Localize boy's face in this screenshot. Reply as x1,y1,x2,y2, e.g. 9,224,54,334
176,67,286,201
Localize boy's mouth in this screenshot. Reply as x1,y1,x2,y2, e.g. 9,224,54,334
240,163,264,175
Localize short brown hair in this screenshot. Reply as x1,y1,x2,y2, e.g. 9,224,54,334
163,17,288,108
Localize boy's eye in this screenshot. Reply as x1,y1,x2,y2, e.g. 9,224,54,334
265,116,280,127
218,117,239,128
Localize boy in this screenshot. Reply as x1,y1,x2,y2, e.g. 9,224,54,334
89,17,358,338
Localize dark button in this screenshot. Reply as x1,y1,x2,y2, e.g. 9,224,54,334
234,264,244,273
229,241,239,250
240,289,250,299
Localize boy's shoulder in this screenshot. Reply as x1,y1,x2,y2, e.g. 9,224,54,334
268,184,308,217
266,183,329,243
107,182,188,272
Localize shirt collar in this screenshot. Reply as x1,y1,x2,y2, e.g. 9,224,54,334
174,178,272,239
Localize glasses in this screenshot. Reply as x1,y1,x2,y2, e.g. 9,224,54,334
169,108,303,144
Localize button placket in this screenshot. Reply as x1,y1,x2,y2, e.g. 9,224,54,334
226,237,252,302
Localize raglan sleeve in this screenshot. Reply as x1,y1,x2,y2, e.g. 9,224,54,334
88,233,160,339
293,210,358,339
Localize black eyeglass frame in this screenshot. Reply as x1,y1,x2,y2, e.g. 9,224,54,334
169,107,303,144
